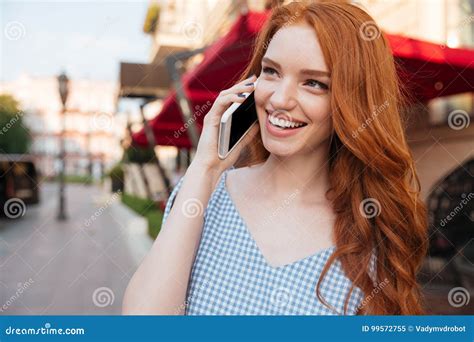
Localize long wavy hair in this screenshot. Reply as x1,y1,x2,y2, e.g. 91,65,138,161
234,1,429,314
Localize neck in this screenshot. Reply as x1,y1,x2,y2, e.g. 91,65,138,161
256,144,331,203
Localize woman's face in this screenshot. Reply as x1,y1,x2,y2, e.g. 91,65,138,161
254,23,333,157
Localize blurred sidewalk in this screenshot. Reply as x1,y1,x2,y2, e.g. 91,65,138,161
0,182,151,315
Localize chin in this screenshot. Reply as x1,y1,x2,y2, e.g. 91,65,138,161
262,138,299,157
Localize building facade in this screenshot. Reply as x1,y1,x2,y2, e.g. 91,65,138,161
0,74,126,178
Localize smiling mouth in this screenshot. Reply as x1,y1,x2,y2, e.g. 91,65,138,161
265,110,308,130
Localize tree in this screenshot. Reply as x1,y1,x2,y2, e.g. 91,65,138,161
123,146,156,164
0,94,31,154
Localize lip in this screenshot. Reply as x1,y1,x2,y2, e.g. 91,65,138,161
265,111,307,138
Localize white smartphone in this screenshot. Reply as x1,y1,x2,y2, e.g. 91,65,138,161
217,79,259,159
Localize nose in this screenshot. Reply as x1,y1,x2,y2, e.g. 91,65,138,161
269,79,297,111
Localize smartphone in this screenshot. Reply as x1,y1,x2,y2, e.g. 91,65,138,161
217,79,259,159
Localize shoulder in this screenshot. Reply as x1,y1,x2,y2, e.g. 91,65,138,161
226,163,261,196
162,167,233,224
162,175,186,224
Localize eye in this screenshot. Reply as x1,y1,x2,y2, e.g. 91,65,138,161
305,79,329,90
262,66,278,76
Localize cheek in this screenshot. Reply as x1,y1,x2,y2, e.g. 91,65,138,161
254,84,268,107
303,96,331,123
254,86,270,119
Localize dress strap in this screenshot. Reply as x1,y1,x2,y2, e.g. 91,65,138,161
218,165,234,190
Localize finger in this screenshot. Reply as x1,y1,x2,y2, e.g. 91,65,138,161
220,75,257,96
230,83,256,95
213,92,248,112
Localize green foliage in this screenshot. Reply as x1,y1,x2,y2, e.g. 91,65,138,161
143,4,160,34
121,192,164,239
123,146,156,164
0,94,31,154
107,163,124,181
51,174,94,184
145,210,164,240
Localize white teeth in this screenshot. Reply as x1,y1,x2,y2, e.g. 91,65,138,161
268,114,305,129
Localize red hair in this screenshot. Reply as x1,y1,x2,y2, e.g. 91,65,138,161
235,0,428,314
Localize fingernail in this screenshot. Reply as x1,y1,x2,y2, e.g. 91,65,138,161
237,93,246,98
245,82,254,86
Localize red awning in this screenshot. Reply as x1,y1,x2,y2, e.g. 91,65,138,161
387,33,474,101
132,10,269,149
132,11,474,148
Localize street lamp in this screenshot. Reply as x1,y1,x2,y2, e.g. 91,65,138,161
57,71,69,221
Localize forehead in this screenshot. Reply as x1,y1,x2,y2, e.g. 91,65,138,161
264,23,328,72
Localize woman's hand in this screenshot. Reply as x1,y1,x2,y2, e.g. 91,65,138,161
192,74,259,175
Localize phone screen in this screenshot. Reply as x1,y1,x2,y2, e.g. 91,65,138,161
228,91,258,151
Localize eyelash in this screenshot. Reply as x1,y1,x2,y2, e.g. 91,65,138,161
262,66,329,90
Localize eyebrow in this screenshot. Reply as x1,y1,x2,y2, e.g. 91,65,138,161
262,57,330,78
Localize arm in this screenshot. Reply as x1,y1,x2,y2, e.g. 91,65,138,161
122,74,258,315
122,163,220,315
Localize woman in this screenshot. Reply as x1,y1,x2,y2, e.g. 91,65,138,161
123,0,428,315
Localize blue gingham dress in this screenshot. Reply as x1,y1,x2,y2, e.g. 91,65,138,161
162,166,372,315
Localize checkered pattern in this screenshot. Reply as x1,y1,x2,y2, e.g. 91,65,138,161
162,167,369,315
